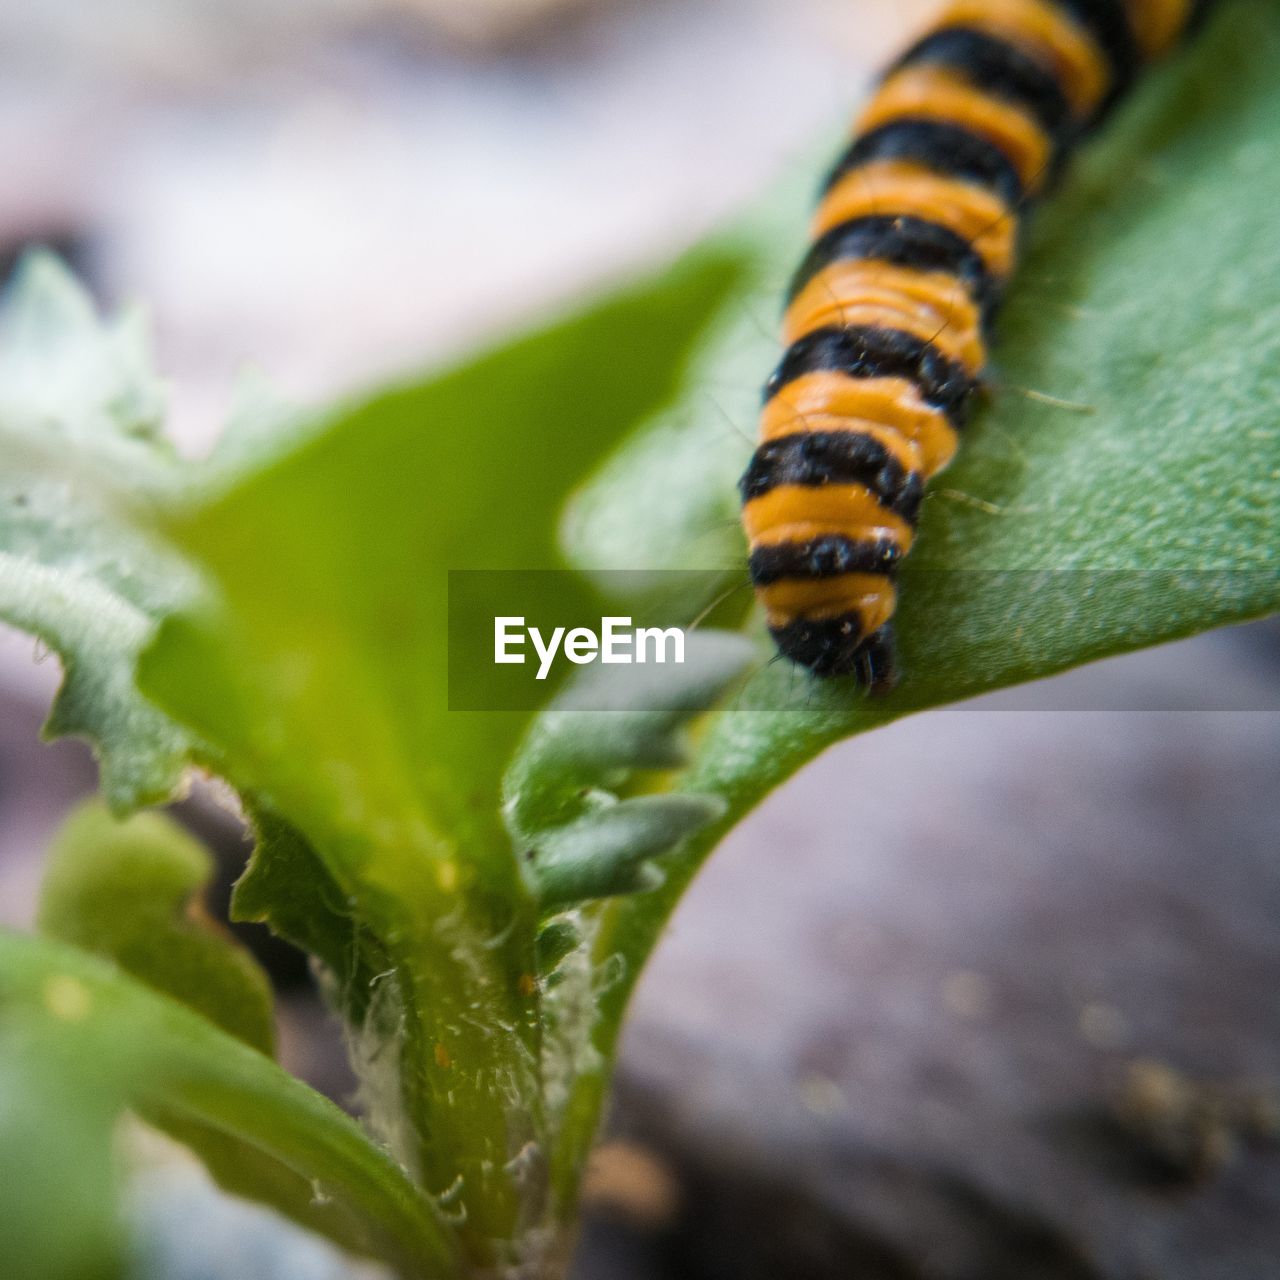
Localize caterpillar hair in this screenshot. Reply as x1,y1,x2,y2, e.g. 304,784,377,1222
739,0,1219,691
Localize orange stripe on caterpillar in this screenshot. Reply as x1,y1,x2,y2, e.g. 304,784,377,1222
813,160,1019,276
783,260,987,372
859,65,1056,194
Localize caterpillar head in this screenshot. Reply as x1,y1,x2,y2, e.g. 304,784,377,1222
769,617,898,694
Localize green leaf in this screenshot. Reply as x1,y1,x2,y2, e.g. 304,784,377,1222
0,931,458,1280
544,0,1280,1198
230,805,393,1029
571,5,1280,632
134,249,749,1258
0,254,197,810
595,6,1280,807
504,630,754,912
534,921,581,978
37,800,276,1055
0,1027,124,1280
531,794,725,912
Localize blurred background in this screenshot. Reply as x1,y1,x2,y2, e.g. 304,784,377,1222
2,0,1278,1276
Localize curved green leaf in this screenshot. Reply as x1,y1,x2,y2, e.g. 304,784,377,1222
0,931,457,1279
505,630,754,912
0,1028,124,1280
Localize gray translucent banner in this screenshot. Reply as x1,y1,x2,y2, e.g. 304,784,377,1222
446,569,1279,712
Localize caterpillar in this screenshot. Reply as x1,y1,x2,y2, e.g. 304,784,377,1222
740,0,1217,690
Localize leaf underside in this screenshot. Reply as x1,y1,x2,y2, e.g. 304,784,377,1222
0,257,197,809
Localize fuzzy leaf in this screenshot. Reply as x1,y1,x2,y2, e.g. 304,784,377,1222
0,254,197,809
38,801,276,1055
534,921,582,977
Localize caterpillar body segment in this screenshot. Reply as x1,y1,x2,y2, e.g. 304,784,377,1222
740,0,1217,689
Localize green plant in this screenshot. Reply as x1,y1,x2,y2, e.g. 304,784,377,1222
0,5,1277,1277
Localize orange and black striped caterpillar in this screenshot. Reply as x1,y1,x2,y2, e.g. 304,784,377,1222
740,0,1217,690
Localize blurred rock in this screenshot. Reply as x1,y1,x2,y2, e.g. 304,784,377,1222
582,1140,683,1231
596,621,1280,1279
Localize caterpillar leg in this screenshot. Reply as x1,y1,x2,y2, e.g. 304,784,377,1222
855,623,898,696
